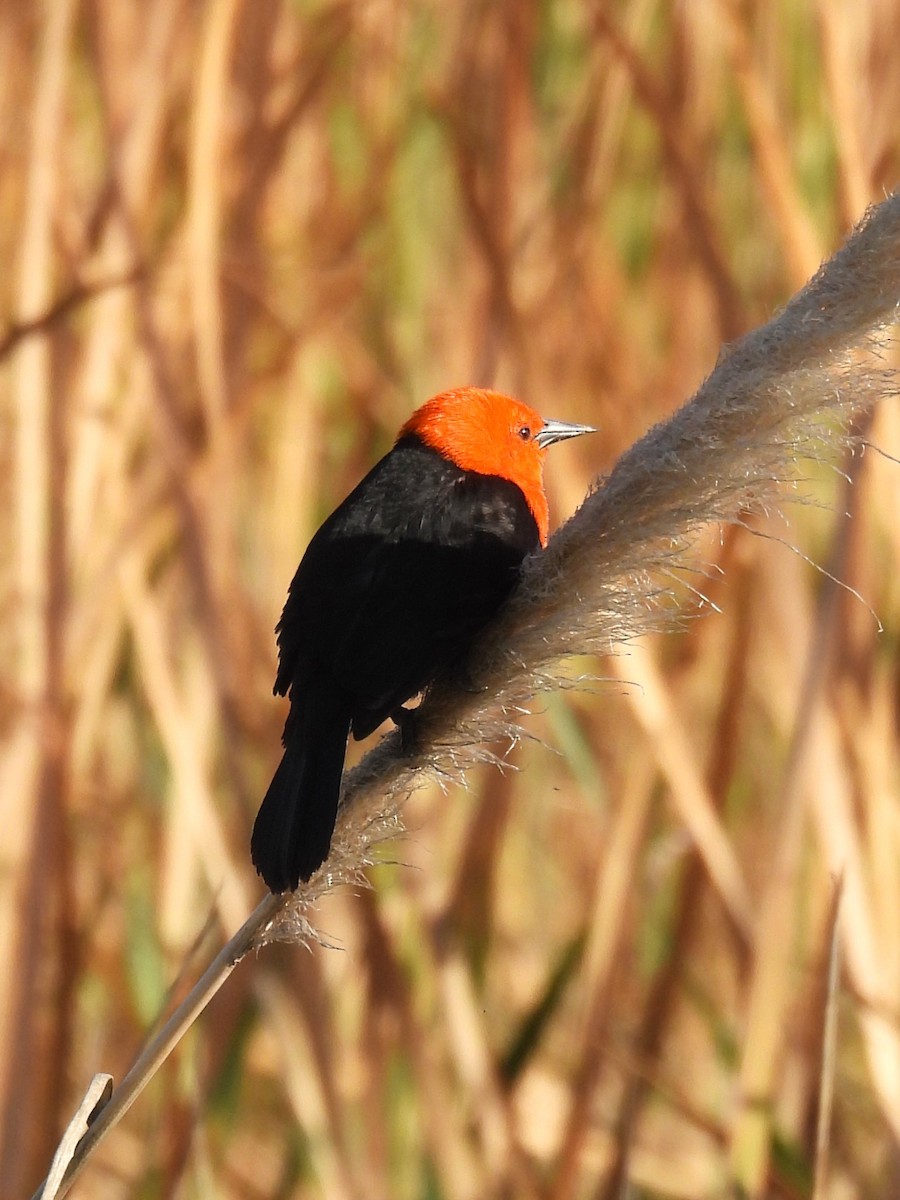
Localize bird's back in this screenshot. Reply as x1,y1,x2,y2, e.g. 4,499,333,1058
275,436,540,737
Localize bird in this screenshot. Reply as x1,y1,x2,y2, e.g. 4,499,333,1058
251,386,595,892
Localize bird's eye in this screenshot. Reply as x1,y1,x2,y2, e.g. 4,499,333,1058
517,425,532,441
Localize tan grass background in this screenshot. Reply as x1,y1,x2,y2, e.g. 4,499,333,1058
3,2,900,1197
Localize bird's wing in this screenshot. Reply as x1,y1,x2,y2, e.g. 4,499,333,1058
273,532,383,696
332,534,524,735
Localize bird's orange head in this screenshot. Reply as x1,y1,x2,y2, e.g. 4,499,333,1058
399,387,595,546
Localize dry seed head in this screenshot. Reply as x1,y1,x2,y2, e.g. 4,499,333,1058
267,192,900,939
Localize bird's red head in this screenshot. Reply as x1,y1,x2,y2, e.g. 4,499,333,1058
399,387,595,546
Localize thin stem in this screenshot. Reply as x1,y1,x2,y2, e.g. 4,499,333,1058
32,892,284,1200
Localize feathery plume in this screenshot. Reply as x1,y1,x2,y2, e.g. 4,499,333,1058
262,192,900,943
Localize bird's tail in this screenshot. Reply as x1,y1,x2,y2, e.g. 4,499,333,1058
251,694,351,892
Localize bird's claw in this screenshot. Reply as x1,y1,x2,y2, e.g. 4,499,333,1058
447,662,485,695
392,705,420,754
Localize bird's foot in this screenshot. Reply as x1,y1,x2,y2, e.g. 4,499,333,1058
445,662,485,695
391,705,420,754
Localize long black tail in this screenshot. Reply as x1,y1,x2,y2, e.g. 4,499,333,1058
251,691,351,892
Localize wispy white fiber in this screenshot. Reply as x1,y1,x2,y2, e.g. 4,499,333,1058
264,191,900,941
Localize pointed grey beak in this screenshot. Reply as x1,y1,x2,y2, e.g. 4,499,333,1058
534,418,597,449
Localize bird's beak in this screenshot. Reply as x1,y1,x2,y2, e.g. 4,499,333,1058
534,418,597,449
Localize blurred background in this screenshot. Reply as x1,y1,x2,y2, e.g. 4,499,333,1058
2,1,900,1197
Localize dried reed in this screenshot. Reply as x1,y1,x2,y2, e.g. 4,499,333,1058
9,3,900,1197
